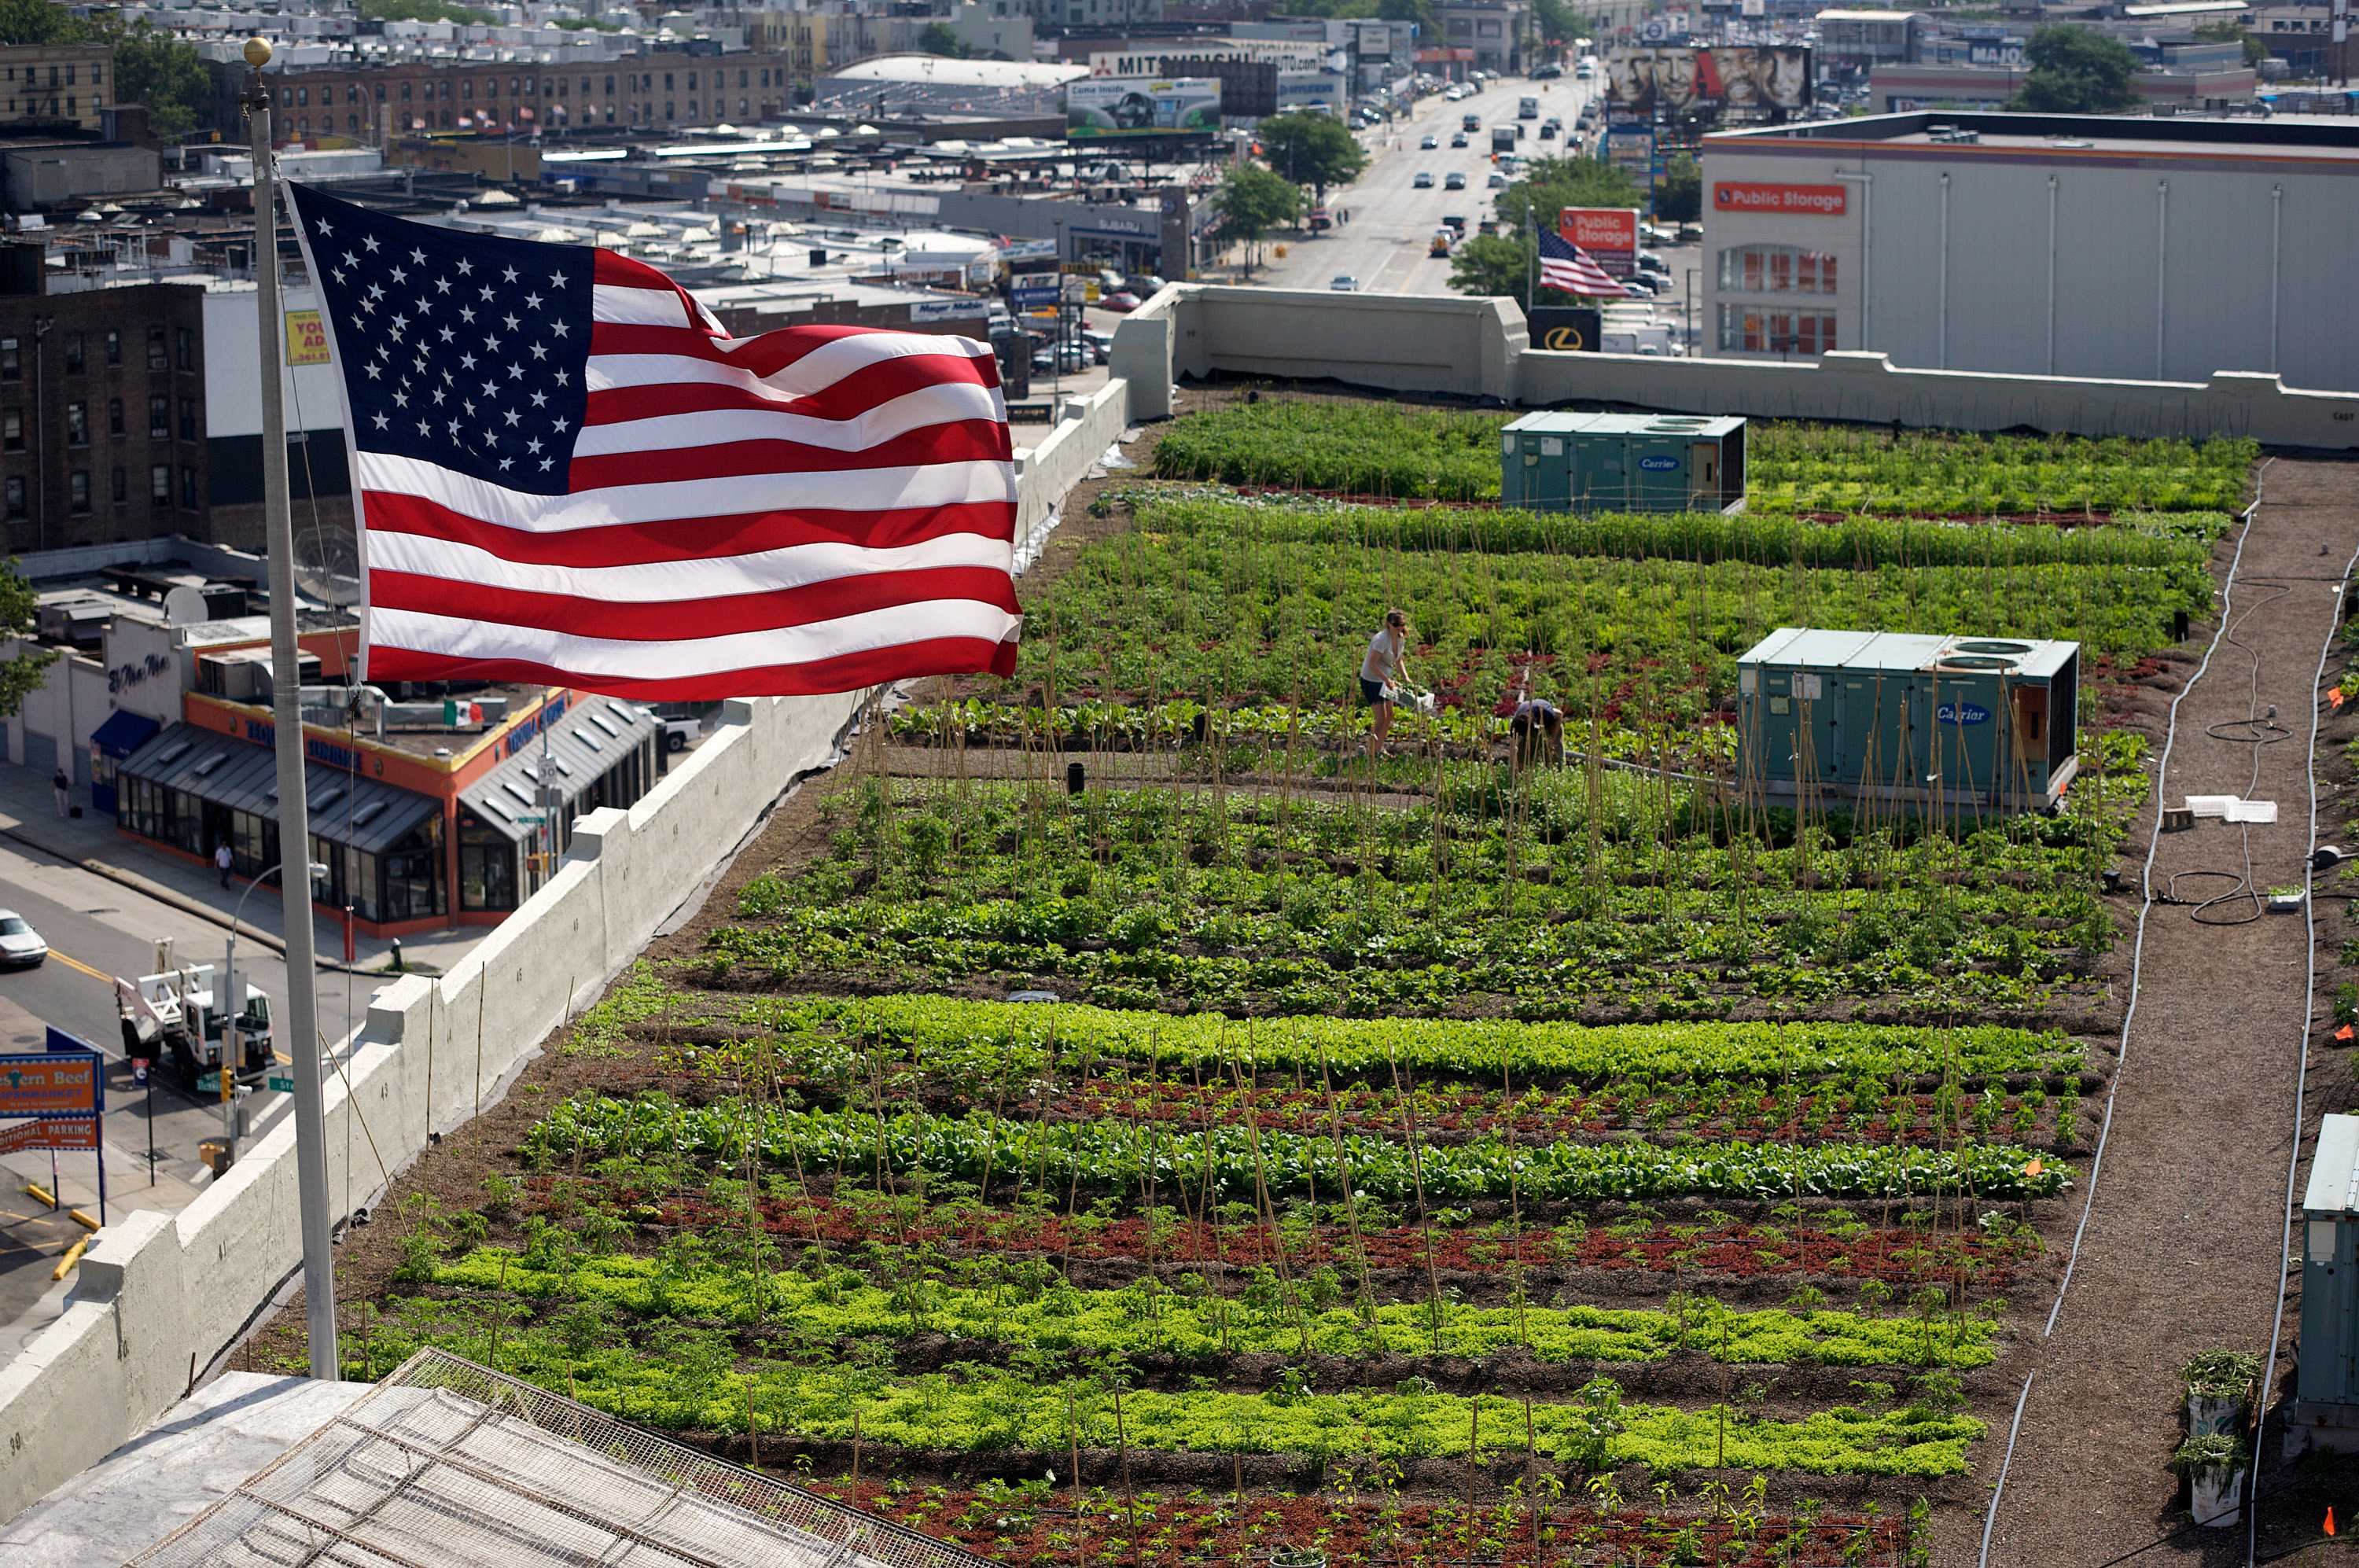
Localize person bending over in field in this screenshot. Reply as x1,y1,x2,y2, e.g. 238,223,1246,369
1510,694,1565,771
1360,609,1412,760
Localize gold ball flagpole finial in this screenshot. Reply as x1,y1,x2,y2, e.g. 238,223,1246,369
243,36,273,68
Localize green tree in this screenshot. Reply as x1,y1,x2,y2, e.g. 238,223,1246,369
1214,163,1301,273
1531,0,1588,48
918,20,973,58
1653,155,1701,223
90,19,210,139
2006,25,2144,113
0,561,57,722
1253,110,1369,203
1490,156,1643,237
0,0,83,45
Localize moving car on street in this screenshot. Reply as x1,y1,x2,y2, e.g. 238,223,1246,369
0,910,46,968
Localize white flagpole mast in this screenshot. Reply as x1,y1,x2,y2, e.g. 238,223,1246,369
244,35,340,1382
1525,203,1535,315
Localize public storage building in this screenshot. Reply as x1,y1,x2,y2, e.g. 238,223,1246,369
1696,111,2359,390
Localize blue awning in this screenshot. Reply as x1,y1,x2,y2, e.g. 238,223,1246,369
90,709,161,759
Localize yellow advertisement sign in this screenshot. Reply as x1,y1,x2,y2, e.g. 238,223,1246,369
285,309,330,366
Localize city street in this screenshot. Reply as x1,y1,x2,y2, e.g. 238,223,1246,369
1235,74,1715,355
1252,73,1603,297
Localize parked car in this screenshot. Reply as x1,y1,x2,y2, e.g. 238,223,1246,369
1444,171,1467,190
1413,170,1436,188
1330,274,1357,291
1621,271,1664,296
1030,341,1091,374
1677,222,1704,242
1080,328,1113,362
1100,291,1143,313
0,910,46,969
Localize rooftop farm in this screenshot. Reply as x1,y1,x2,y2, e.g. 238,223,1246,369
309,397,2254,1568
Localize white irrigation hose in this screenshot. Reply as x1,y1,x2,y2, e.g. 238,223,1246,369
1977,461,2272,1568
2248,520,2359,1566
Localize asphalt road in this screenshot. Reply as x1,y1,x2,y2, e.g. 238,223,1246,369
1254,74,1604,298
0,838,373,1183
1246,75,1717,357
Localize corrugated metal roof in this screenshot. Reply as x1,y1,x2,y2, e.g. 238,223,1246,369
459,698,659,843
118,723,440,856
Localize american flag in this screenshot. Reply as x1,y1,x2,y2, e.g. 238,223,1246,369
285,183,1020,699
1536,226,1631,298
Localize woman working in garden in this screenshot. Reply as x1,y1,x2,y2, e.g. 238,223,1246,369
1359,609,1412,760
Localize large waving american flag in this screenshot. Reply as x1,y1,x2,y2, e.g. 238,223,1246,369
1536,226,1632,299
285,183,1020,698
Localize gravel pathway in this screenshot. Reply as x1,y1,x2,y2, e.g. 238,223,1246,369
1974,458,2359,1568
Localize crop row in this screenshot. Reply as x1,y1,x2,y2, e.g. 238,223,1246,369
1151,400,2253,514
724,995,2085,1090
423,1249,1998,1368
522,1095,2074,1203
1117,488,2227,568
347,1314,1983,1477
1003,501,2204,715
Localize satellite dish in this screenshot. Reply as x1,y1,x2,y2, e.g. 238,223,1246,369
162,585,209,627
293,519,363,609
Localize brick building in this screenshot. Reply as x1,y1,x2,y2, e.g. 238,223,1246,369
251,49,820,143
1,44,113,132
1,279,212,556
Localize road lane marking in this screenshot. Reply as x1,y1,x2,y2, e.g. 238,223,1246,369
46,948,110,984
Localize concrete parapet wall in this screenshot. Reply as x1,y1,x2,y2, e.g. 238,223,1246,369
0,682,863,1522
1110,285,2359,447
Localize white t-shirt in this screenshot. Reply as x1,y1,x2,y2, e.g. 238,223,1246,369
1361,628,1404,685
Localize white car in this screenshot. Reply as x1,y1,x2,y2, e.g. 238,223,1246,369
0,909,46,968
1330,274,1357,291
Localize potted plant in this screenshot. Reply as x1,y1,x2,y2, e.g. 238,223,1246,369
2182,1350,2260,1437
2269,885,2307,913
2171,1432,2248,1529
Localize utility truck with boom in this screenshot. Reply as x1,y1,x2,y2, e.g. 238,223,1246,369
115,939,274,1091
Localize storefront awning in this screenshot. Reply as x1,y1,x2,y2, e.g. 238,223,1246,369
119,723,440,856
90,709,161,759
459,697,660,843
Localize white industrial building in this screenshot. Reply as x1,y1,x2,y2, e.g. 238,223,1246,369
1697,111,2359,391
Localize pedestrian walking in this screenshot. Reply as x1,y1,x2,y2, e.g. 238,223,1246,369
50,767,69,819
215,840,234,889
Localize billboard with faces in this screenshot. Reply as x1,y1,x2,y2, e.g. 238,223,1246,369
1603,46,1812,123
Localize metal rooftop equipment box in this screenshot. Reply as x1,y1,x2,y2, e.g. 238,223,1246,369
1736,628,2079,815
1499,412,1746,513
2291,1114,2359,1455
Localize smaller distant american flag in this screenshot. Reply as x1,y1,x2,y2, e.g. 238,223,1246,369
1537,227,1631,298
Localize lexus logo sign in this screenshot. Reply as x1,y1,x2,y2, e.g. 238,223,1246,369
1540,325,1587,351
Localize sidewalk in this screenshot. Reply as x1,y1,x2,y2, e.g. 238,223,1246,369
0,760,482,979
0,1138,201,1360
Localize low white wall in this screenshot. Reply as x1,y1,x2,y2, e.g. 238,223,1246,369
0,681,863,1521
1108,285,2359,447
1012,378,1131,547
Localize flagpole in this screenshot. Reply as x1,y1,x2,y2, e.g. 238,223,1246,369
1525,204,1535,316
245,35,340,1383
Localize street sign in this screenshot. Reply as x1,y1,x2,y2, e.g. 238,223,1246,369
268,1075,295,1093
197,1070,222,1094
6,1047,106,1224
517,813,547,826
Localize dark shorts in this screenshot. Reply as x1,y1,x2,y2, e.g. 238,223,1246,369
1360,676,1388,708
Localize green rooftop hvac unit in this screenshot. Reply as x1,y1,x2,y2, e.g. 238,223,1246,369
2291,1115,2359,1455
1736,628,2080,815
1499,412,1746,513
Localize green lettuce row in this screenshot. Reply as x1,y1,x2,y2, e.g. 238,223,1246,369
524,1094,2074,1202
350,1323,1983,1477
749,994,2083,1087
1128,492,2219,572
432,1247,1997,1369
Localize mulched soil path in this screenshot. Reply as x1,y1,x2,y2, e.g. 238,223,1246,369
1974,456,2359,1568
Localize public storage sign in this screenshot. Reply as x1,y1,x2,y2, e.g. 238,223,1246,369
1712,182,1846,216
